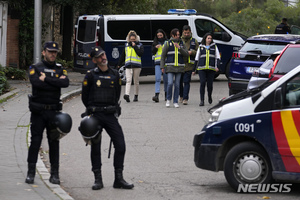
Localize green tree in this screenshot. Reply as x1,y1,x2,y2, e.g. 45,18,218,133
221,7,277,36
220,0,299,36
186,0,267,18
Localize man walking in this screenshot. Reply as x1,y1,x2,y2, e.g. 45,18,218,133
179,25,199,105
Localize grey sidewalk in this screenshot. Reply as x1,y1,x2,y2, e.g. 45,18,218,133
0,71,84,200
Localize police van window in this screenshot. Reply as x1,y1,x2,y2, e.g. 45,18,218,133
195,19,225,41
284,73,300,107
77,20,97,42
151,20,188,39
107,20,152,40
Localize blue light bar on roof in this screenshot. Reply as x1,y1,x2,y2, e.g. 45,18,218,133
168,9,197,15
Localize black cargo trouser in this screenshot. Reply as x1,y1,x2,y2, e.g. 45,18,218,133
27,110,59,166
91,112,126,171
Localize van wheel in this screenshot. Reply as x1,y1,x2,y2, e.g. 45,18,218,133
224,142,273,191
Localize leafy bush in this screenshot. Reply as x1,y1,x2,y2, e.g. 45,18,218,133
0,66,27,95
0,68,9,95
56,58,74,69
4,67,27,80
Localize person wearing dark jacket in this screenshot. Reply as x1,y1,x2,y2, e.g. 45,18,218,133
179,25,199,105
275,18,291,34
118,30,144,102
193,33,220,106
82,46,134,190
160,28,189,108
151,29,168,102
26,41,69,185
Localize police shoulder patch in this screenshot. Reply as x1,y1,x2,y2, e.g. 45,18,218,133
83,79,88,86
29,68,35,75
63,70,67,76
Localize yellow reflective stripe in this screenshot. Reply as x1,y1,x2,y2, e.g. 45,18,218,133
281,110,300,164
174,44,178,66
125,46,141,64
206,49,210,67
155,46,163,61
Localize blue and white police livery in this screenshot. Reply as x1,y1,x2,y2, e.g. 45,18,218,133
194,65,300,191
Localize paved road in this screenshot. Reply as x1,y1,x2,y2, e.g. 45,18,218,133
42,75,300,200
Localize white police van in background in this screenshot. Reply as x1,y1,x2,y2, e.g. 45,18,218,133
74,9,247,79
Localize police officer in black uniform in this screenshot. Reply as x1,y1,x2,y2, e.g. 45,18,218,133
81,46,134,190
26,41,69,184
275,18,291,34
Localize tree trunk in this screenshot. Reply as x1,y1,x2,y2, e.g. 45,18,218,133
62,5,73,61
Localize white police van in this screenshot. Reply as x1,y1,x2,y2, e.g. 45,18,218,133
194,64,300,192
74,9,246,78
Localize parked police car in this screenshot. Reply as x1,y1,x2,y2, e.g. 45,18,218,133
228,34,300,95
247,51,281,90
194,64,300,191
73,9,246,78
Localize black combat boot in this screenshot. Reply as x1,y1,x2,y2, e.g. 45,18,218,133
113,169,134,189
208,95,213,104
152,93,159,102
123,94,130,102
49,165,60,184
199,101,204,106
133,95,138,102
25,163,36,184
92,169,103,190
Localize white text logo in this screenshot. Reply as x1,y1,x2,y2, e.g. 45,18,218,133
237,184,292,193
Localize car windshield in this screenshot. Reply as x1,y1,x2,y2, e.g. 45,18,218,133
274,47,300,74
240,41,287,54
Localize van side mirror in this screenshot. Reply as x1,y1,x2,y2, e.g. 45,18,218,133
274,87,282,109
222,32,231,42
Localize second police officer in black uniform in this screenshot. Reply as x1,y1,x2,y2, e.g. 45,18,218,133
81,46,134,190
26,41,70,184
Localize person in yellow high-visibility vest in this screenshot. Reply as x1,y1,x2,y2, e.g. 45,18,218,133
160,28,189,108
192,33,220,106
151,29,168,102
118,30,144,102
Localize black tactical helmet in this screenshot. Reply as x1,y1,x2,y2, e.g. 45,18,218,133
50,112,72,140
79,116,102,145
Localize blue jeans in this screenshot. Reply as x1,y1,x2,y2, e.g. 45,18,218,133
167,72,181,103
179,70,192,100
154,65,168,93
163,72,168,93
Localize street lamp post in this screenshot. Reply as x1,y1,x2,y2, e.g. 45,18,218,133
33,0,42,64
